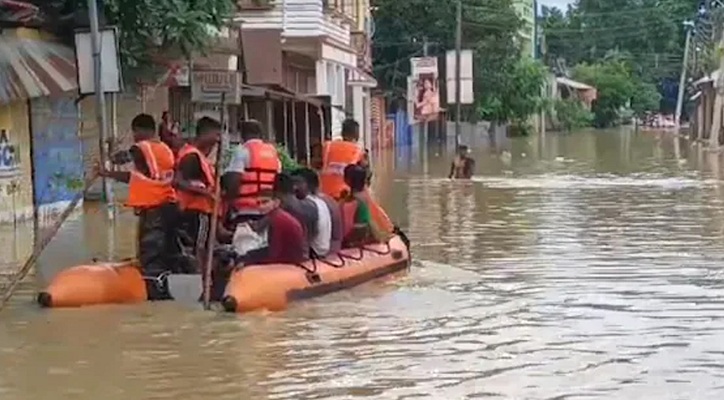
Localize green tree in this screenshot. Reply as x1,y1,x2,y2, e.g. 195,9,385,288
38,0,235,79
541,0,697,81
104,0,234,70
477,57,548,133
554,99,594,131
373,0,545,128
631,80,662,117
573,60,635,127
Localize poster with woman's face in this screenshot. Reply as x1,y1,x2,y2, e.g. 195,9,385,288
414,73,440,121
410,57,440,122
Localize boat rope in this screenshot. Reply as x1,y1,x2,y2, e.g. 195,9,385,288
310,249,346,268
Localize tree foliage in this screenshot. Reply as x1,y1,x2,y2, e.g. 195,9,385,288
540,0,698,82
554,99,594,131
34,0,235,79
372,0,546,125
572,60,636,127
104,0,234,70
478,57,548,125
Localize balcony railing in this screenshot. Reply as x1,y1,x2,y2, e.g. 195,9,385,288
238,0,274,10
322,0,357,24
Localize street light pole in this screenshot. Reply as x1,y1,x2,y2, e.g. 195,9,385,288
675,20,694,127
87,0,112,206
454,0,462,147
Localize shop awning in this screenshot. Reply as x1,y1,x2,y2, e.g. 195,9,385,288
348,66,377,88
556,76,594,91
0,0,39,23
0,35,77,104
693,70,718,86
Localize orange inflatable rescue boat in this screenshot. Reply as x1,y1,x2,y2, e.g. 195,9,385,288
38,235,411,312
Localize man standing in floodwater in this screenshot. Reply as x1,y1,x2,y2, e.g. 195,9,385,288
449,145,475,179
98,113,180,300
174,117,221,273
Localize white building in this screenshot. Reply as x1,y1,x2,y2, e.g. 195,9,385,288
235,0,376,146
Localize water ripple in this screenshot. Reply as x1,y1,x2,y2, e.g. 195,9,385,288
3,132,724,399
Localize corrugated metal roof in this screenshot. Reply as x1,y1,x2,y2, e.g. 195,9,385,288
556,76,595,91
0,0,39,23
693,70,718,87
0,36,77,104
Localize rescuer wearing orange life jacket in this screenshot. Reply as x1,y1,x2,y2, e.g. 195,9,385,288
222,120,282,229
174,117,220,273
98,114,180,300
320,118,367,200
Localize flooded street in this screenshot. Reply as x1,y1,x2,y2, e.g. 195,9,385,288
4,129,724,399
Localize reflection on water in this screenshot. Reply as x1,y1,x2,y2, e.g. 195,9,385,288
5,129,724,398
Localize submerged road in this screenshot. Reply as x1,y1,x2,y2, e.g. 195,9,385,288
3,129,724,399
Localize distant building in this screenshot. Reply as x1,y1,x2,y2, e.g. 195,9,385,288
514,0,536,58
234,0,377,148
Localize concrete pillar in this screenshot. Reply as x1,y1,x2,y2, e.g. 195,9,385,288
352,85,364,144
315,60,327,95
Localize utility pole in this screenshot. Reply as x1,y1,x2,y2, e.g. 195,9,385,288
422,37,429,175
454,0,462,148
709,27,724,148
87,0,111,205
675,21,694,127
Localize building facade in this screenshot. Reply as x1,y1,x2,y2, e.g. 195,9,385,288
235,0,376,147
514,0,536,58
0,27,82,226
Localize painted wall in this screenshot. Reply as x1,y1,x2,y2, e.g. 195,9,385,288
30,95,83,215
0,100,34,224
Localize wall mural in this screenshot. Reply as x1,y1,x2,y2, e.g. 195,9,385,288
30,96,83,208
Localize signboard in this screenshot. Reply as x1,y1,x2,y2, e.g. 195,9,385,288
446,50,474,104
74,27,123,94
409,57,440,122
30,95,83,207
0,128,20,179
191,70,242,105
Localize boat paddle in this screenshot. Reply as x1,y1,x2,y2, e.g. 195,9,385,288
0,130,137,312
201,92,227,310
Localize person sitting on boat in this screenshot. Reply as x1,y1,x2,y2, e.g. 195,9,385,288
339,164,390,247
222,120,281,227
449,145,475,179
320,118,366,200
174,116,221,273
280,173,318,244
291,167,343,257
210,172,310,301
97,113,180,300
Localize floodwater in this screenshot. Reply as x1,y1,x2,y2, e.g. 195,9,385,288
4,128,724,399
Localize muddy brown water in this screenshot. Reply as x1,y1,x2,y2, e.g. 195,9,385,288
3,129,724,399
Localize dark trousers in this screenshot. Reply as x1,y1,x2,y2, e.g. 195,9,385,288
178,210,211,273
209,246,269,302
137,203,182,300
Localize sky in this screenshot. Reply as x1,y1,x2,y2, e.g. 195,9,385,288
538,0,575,11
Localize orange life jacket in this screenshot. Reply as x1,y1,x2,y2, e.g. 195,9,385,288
359,189,395,234
340,198,359,240
320,140,364,199
126,140,176,209
176,143,215,214
232,139,281,211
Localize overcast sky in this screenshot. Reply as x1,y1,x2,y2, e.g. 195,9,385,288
538,0,575,11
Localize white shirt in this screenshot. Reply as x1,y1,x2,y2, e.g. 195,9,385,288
309,194,332,256
225,139,264,174
224,139,260,215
